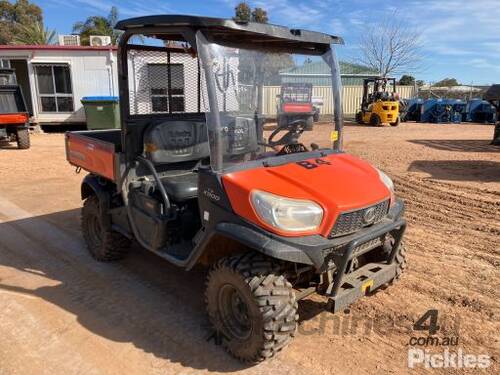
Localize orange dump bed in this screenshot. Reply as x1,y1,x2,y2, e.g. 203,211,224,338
0,112,29,124
65,130,119,181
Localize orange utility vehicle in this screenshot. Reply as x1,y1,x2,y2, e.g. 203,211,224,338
0,69,30,149
65,15,407,363
277,83,317,130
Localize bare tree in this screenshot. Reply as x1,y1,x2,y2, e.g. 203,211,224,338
356,14,422,77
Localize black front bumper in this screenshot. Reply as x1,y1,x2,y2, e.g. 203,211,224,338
326,261,398,313
216,199,405,268
214,199,406,311
321,218,405,312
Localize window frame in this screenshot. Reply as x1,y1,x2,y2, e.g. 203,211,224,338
147,63,185,113
33,63,74,113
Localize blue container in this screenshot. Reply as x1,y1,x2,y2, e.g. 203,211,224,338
420,99,465,124
465,99,496,123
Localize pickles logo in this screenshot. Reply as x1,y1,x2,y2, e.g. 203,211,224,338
408,309,491,369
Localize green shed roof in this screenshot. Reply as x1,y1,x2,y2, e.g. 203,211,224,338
280,61,377,86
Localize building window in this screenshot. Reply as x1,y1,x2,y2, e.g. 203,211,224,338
34,64,74,112
148,63,185,113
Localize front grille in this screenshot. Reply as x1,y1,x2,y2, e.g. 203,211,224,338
329,200,390,238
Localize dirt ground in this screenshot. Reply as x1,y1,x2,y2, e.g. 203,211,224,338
0,122,498,374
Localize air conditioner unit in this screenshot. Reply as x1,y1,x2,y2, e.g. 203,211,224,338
89,35,112,47
58,35,80,46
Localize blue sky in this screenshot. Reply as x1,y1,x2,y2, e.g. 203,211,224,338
37,0,499,85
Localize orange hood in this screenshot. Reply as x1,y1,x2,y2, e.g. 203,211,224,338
222,153,391,237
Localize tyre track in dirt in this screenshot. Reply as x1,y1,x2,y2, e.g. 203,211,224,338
385,173,499,369
394,174,499,256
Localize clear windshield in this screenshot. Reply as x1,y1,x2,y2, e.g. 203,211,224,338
196,31,343,171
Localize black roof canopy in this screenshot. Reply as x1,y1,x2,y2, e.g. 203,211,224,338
116,15,343,54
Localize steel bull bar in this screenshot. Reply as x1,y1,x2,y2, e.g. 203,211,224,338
323,218,406,313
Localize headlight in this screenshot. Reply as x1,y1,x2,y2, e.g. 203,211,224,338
377,169,396,206
377,169,394,192
251,190,323,232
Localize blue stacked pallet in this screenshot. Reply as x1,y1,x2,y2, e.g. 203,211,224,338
465,99,496,123
420,99,465,123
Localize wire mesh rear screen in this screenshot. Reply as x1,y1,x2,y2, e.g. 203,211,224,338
127,46,206,115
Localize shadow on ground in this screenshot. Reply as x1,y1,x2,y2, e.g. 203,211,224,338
0,206,405,371
408,139,498,153
0,140,19,150
0,209,251,372
408,160,500,182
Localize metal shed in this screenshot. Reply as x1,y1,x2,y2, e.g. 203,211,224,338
280,60,378,86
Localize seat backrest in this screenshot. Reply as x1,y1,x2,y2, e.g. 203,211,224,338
220,115,258,157
144,116,258,165
144,120,209,164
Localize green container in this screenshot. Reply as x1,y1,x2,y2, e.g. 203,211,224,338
81,96,120,130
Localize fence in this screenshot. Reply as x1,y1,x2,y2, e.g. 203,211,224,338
262,85,416,116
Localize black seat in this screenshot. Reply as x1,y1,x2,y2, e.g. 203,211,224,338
144,120,208,201
160,170,199,201
143,117,258,201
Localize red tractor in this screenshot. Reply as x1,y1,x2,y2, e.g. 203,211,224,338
0,68,30,149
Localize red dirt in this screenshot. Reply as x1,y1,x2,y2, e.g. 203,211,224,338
0,122,498,374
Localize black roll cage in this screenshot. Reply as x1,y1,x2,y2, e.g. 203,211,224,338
116,15,344,164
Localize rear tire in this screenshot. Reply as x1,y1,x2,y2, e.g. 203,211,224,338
205,252,298,363
370,114,382,126
16,128,30,149
81,195,130,261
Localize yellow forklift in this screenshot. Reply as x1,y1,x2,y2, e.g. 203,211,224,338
356,77,400,126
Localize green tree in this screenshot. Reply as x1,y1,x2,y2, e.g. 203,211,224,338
234,2,251,22
251,7,268,23
399,75,415,85
433,78,459,87
12,21,56,45
72,6,121,46
234,2,268,23
233,3,293,85
0,0,43,44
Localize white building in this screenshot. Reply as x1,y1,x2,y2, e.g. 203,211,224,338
0,45,240,125
0,45,119,125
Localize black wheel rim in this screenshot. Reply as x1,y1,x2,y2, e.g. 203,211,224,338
218,284,252,340
87,214,103,248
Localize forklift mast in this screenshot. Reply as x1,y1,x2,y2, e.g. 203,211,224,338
362,77,397,109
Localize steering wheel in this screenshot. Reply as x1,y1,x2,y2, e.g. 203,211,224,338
268,119,307,147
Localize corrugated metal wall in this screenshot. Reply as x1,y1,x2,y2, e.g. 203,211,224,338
262,85,416,116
